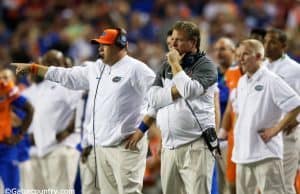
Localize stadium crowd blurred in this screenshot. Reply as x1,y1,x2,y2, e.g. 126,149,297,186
0,0,300,72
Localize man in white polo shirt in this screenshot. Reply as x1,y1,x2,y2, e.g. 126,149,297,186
21,50,82,190
12,28,155,194
232,39,300,194
264,28,300,194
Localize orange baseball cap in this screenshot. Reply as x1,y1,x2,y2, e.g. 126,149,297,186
91,29,119,45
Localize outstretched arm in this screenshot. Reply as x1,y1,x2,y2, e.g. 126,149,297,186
11,63,49,77
12,62,90,90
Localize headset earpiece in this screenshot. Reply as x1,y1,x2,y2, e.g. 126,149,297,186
115,28,127,48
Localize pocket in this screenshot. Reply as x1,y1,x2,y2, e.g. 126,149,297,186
183,142,205,171
183,147,192,168
183,140,202,168
120,142,140,154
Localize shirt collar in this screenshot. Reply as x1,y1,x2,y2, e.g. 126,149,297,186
266,54,287,68
107,55,128,70
247,66,265,82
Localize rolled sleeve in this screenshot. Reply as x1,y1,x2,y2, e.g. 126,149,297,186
272,76,300,113
278,95,300,113
173,71,204,99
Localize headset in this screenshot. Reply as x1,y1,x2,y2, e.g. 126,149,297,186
115,28,128,48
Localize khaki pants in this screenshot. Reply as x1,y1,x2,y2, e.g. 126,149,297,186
19,157,44,189
236,158,286,194
80,147,100,194
283,127,300,194
20,146,80,189
161,138,214,194
95,136,147,194
216,143,228,194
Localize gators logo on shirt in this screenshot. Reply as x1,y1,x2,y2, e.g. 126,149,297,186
255,85,264,91
112,76,122,82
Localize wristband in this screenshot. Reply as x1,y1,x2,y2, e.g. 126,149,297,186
76,143,83,152
30,63,39,75
138,121,150,133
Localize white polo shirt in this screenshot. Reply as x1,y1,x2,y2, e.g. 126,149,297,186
45,55,155,147
232,66,300,164
22,81,82,157
265,54,300,139
265,54,300,95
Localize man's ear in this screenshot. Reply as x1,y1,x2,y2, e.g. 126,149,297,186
256,53,263,60
191,38,197,48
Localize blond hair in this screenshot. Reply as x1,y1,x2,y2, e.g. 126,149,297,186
240,39,264,60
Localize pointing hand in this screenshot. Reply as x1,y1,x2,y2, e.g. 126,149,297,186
11,63,32,75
